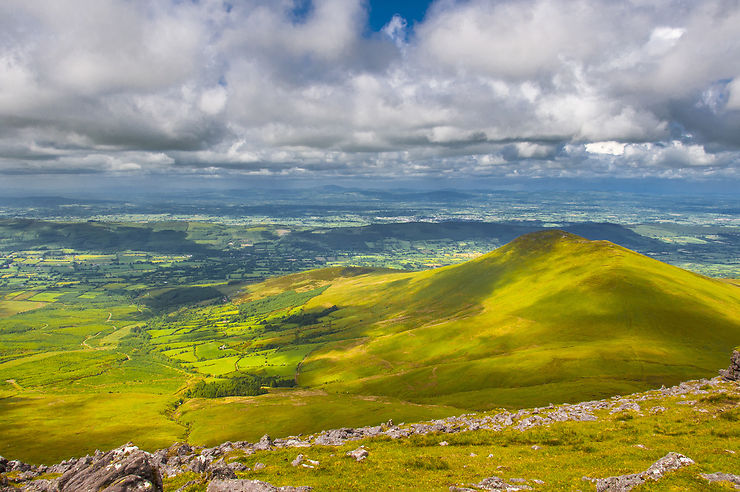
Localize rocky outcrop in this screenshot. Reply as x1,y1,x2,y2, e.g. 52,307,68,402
720,349,740,381
57,444,162,492
7,444,164,492
596,452,695,492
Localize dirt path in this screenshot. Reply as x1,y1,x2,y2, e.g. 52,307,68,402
81,331,103,349
5,379,22,390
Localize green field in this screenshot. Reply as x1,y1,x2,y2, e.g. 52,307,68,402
1,230,739,465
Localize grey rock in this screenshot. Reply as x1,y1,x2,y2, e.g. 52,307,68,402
207,461,237,480
361,426,383,437
701,472,740,489
385,428,411,439
21,480,60,492
609,401,641,414
596,473,644,492
189,455,211,474
720,350,740,381
228,461,249,472
596,452,694,492
313,428,361,446
206,479,312,492
207,479,277,492
253,435,273,451
281,439,311,448
475,476,532,490
346,447,368,462
56,443,162,492
172,443,192,457
175,480,200,492
9,460,32,473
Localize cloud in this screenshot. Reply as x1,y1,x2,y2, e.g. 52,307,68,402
382,14,408,49
586,142,627,156
0,0,738,180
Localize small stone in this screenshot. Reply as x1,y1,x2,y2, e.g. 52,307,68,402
346,447,369,462
531,445,541,450
439,441,449,446
253,462,266,470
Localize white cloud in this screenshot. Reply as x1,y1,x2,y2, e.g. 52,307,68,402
382,14,408,49
199,87,228,115
727,78,740,111
586,141,626,156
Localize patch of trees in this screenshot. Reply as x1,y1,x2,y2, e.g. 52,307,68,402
186,375,295,398
144,286,223,311
281,306,338,326
237,287,328,320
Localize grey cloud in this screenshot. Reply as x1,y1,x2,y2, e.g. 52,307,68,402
0,0,738,180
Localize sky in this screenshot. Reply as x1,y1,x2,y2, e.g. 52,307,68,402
1,0,740,188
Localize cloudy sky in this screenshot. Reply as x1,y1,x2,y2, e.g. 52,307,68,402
1,0,739,184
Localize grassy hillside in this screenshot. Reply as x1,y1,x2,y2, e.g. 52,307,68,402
2,230,739,464
162,376,740,491
296,230,740,409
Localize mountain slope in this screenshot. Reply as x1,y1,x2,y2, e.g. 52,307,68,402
296,230,740,409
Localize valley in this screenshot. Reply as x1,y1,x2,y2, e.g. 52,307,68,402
1,221,738,468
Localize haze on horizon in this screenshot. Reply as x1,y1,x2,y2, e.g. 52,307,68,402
1,0,740,190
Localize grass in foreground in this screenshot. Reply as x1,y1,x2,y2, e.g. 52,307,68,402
163,378,740,491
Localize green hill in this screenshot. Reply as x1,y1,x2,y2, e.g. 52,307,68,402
295,230,740,409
